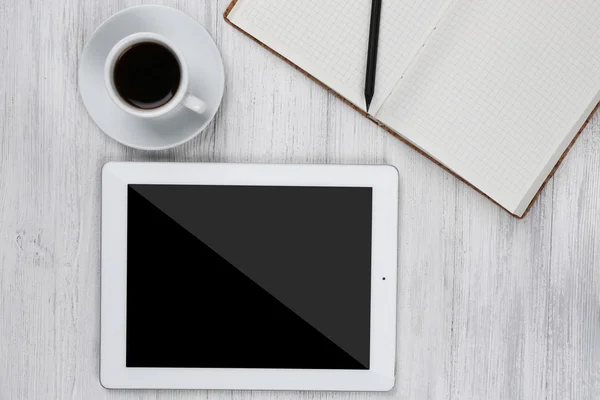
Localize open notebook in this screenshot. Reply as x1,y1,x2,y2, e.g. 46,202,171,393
225,0,600,217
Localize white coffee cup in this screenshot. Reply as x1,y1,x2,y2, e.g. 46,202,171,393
104,32,206,118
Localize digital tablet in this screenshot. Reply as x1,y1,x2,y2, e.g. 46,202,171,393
100,162,399,391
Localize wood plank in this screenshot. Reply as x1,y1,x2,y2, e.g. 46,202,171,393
449,184,554,400
384,124,457,400
547,113,600,400
1,0,599,399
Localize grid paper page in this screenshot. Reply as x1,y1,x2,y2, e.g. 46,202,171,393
377,0,600,214
229,0,451,114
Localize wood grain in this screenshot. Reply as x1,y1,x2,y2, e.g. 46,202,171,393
0,0,599,399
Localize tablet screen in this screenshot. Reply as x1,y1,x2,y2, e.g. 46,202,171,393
126,184,373,370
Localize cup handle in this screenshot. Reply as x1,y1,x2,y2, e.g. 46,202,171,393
182,93,207,114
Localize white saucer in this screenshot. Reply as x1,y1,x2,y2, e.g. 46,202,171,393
78,5,224,150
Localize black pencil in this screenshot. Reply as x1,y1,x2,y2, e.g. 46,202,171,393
364,0,382,112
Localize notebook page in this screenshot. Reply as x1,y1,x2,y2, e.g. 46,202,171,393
228,0,451,114
376,0,600,215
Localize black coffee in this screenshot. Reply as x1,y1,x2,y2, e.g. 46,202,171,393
113,42,181,110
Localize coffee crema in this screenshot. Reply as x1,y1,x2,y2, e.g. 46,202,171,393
113,42,181,110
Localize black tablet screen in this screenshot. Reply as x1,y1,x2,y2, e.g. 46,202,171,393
126,184,372,369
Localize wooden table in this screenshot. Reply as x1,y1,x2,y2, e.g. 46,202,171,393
1,1,599,399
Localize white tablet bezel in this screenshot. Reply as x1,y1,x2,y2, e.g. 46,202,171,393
100,162,398,391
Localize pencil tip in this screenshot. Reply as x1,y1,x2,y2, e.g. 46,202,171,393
365,97,372,112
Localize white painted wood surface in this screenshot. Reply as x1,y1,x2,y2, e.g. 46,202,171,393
1,0,599,399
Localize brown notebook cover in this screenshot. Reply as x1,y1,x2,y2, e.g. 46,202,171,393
224,0,599,219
